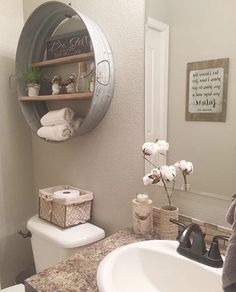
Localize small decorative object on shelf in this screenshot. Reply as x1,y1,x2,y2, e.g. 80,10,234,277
76,62,89,92
51,75,62,95
89,62,95,92
142,139,193,240
24,68,44,96
132,193,153,236
66,73,76,94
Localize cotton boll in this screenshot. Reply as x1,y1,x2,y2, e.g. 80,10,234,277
160,165,176,182
156,140,169,152
149,174,161,184
174,161,180,169
150,168,161,184
143,174,153,185
142,142,158,156
142,140,169,156
169,165,177,178
143,170,161,185
175,160,193,175
179,160,188,170
184,161,193,175
151,168,161,176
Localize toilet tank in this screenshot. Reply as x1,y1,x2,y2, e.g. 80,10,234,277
27,215,105,273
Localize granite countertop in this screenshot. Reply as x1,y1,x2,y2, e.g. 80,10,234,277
25,228,158,292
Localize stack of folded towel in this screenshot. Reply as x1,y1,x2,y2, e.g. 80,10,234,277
37,107,82,141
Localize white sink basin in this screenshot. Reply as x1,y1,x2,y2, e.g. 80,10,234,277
97,240,223,292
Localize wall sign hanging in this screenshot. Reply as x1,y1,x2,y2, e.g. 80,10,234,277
186,58,229,122
46,30,91,60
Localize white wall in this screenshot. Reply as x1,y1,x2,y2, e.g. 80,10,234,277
146,0,234,226
23,0,146,234
0,1,35,288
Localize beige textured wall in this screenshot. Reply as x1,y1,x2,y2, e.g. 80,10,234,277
23,0,146,234
23,0,233,233
146,0,234,225
0,1,35,288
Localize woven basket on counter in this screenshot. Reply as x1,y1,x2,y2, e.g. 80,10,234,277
39,185,93,228
159,206,179,240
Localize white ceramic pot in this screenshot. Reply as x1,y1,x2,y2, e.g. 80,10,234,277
27,84,40,96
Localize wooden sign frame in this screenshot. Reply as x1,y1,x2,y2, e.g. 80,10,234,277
186,58,229,122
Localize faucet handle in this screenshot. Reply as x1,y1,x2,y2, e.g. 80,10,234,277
213,235,230,241
169,219,191,247
208,235,229,261
169,218,186,229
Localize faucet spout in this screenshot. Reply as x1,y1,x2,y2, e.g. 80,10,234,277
170,219,227,268
178,223,206,255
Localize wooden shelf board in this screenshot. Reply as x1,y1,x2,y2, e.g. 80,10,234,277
19,92,93,101
31,52,94,68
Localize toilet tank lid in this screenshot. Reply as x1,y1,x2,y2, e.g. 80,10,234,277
27,215,105,248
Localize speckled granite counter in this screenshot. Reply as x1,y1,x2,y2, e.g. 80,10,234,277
25,229,158,292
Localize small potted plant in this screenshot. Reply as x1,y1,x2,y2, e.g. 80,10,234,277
24,68,44,96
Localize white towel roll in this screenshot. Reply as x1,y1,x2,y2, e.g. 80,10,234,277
37,123,74,141
40,108,74,126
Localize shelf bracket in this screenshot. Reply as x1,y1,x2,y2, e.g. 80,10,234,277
96,60,110,86
9,74,17,92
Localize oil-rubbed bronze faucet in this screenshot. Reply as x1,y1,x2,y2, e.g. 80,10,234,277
170,219,229,268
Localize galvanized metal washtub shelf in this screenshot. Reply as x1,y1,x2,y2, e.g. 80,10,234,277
15,1,114,141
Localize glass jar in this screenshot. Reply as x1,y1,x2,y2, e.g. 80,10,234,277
89,62,95,92
76,62,89,93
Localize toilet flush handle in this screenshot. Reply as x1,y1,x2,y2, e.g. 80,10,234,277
18,230,32,239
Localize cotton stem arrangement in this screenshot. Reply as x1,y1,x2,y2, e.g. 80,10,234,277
142,140,193,210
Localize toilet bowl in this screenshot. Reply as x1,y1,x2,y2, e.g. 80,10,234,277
27,215,105,273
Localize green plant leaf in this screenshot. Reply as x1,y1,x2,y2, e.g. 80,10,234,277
24,69,44,84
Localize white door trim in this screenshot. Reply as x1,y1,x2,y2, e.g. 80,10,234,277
145,17,169,171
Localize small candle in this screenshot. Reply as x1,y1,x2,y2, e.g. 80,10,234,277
136,193,149,203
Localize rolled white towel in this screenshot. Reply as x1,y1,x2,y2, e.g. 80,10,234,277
72,117,83,132
40,108,74,126
37,123,74,141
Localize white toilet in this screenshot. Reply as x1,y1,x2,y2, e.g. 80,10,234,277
27,215,105,273
2,215,105,291
1,284,25,292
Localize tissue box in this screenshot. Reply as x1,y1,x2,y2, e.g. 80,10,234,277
38,185,93,228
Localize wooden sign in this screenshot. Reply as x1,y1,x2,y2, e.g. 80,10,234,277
186,58,229,122
46,30,91,60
